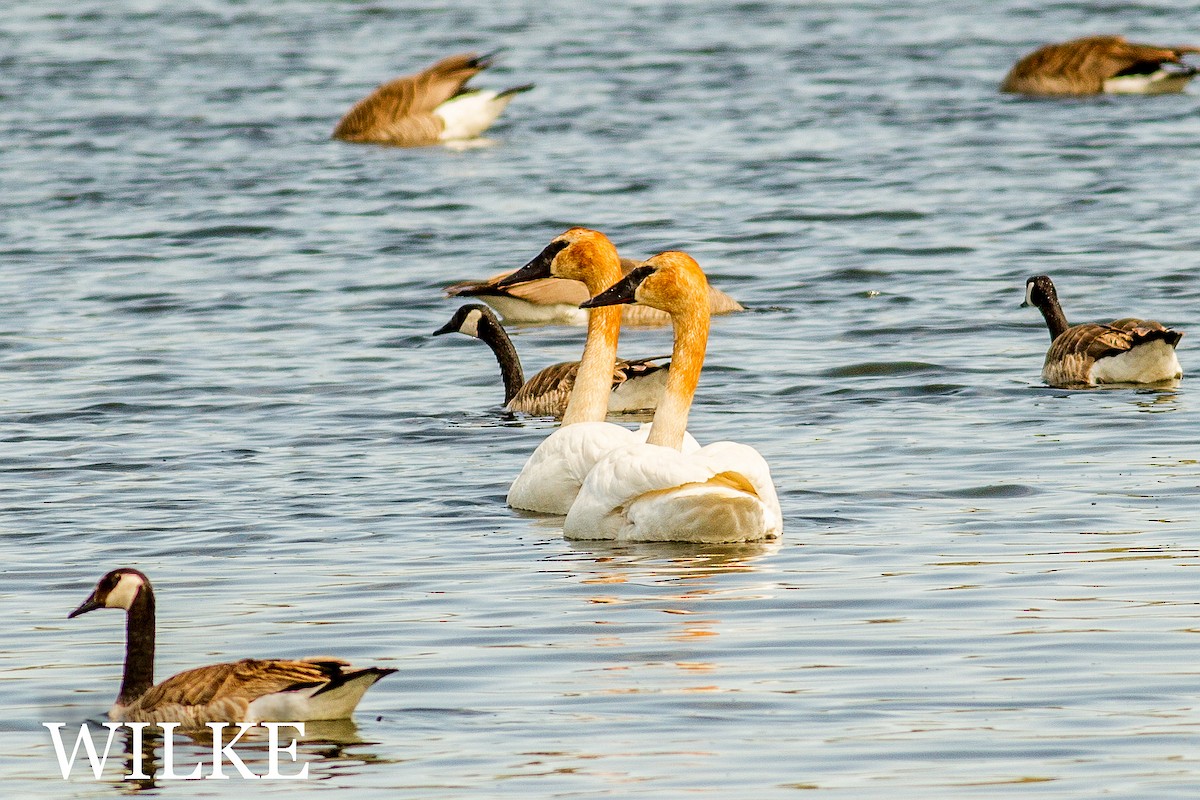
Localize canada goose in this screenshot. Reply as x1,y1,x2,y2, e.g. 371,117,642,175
434,303,669,417
333,51,533,146
497,229,700,513
1022,275,1183,387
1001,36,1200,95
445,258,745,327
69,568,395,728
564,252,782,543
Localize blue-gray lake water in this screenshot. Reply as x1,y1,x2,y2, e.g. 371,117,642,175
3,1,1200,797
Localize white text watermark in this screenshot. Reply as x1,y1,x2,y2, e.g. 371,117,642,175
43,721,309,780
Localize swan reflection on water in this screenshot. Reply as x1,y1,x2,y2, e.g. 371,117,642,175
551,537,781,586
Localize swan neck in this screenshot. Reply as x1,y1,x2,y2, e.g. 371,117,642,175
561,249,625,425
477,314,525,405
119,587,155,705
562,306,620,424
646,303,708,449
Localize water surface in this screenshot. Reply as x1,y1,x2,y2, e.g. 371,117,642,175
3,1,1200,797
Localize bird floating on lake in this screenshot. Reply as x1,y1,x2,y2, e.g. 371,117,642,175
333,51,532,146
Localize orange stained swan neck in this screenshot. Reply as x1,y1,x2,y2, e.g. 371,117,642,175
641,253,710,449
558,230,625,425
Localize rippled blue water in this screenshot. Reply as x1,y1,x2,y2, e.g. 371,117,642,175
4,1,1200,797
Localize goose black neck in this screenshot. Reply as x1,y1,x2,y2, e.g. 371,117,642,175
119,585,155,704
476,313,525,405
1036,290,1070,341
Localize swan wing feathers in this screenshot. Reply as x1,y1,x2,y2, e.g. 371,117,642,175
507,423,643,513
563,440,782,543
507,423,701,513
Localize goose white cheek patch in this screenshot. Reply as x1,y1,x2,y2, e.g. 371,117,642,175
105,573,145,610
459,309,483,337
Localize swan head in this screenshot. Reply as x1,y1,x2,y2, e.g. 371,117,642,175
1022,275,1057,310
582,251,709,315
496,228,619,289
69,568,152,617
434,304,494,339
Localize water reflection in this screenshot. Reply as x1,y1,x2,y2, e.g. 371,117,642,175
1130,389,1179,412
556,539,779,585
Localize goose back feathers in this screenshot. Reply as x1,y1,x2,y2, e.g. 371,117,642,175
69,568,394,727
1002,36,1200,95
333,52,533,146
434,304,669,417
446,259,745,327
1023,275,1183,386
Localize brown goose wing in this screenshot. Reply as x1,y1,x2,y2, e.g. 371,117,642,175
1002,36,1185,94
449,258,646,304
1100,38,1196,80
136,658,349,710
447,257,742,316
1107,317,1184,347
406,52,492,111
509,361,579,416
333,52,488,143
613,356,669,384
1047,322,1137,364
508,356,670,416
445,270,512,297
446,271,591,306
707,285,745,314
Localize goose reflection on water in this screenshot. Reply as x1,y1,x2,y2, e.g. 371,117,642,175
90,717,383,791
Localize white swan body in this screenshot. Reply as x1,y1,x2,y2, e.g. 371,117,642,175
564,440,781,542
564,252,783,543
507,422,700,513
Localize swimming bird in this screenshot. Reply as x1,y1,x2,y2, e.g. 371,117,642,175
445,258,744,326
333,52,533,146
1022,275,1183,387
1001,36,1200,95
497,229,699,513
68,568,395,728
434,303,669,417
563,252,782,542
